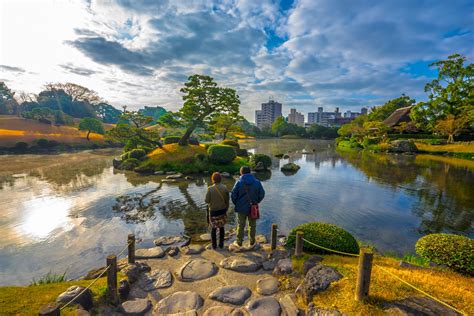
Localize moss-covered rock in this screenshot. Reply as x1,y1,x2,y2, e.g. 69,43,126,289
119,158,140,170
415,233,474,275
281,162,300,172
287,222,359,255
250,154,272,170
207,145,236,164
128,148,147,160
388,140,418,153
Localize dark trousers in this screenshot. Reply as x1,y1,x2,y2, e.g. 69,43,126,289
211,227,225,248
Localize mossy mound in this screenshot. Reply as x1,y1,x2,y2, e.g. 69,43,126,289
250,154,272,170
281,162,300,172
208,145,236,164
287,222,359,255
416,233,474,275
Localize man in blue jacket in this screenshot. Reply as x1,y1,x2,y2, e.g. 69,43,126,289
231,166,265,247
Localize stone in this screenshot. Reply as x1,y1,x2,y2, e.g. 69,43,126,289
296,264,342,304
154,235,189,247
281,162,301,172
221,172,231,177
177,259,218,281
388,140,418,153
138,269,172,291
262,260,277,271
256,276,279,295
155,291,203,315
220,256,261,272
200,233,212,241
279,236,288,246
253,161,266,172
77,309,91,316
119,279,130,301
119,298,152,315
135,247,165,259
209,285,252,305
273,258,293,276
181,244,205,255
166,246,179,256
165,171,176,175
154,171,164,175
399,261,427,270
56,286,93,310
122,262,151,283
246,297,281,316
303,256,324,275
383,296,460,316
204,306,246,316
166,173,183,179
255,234,267,243
229,242,260,253
307,303,344,316
162,179,177,183
185,176,194,180
113,158,121,168
280,294,300,316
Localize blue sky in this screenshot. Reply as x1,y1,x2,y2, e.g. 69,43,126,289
0,0,473,121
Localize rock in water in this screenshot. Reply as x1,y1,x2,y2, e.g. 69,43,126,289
177,259,218,281
119,298,152,315
155,291,203,315
220,256,261,272
56,286,93,310
135,247,165,259
204,306,246,316
296,264,342,304
246,297,281,316
281,162,301,172
256,276,279,295
209,285,252,305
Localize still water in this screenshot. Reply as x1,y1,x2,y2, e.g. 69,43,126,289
0,139,473,285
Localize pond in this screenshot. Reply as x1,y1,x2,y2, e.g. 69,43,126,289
0,139,473,285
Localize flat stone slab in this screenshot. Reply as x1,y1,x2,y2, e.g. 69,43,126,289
56,286,93,310
256,276,279,295
155,291,203,315
154,235,184,246
135,247,165,259
138,269,172,291
209,285,252,305
182,244,205,255
280,294,300,316
166,173,183,179
177,259,218,281
246,297,281,316
204,306,247,316
119,298,152,315
262,260,277,271
200,233,212,241
220,256,261,272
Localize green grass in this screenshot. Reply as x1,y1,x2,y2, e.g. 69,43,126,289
30,270,68,286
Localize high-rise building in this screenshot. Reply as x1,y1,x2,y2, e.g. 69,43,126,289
361,107,368,115
255,99,282,129
287,108,304,127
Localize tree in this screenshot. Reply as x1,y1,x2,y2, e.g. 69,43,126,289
78,117,105,140
0,82,19,115
337,115,369,141
434,114,469,143
178,74,240,145
368,94,416,121
94,102,122,123
156,112,183,128
210,113,243,139
45,82,100,104
411,54,474,130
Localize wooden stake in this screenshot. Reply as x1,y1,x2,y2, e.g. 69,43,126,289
128,234,135,264
271,224,278,250
355,248,373,301
106,254,118,305
295,231,303,257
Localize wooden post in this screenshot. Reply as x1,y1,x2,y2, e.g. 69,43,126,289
295,231,303,257
271,224,278,250
39,303,60,316
106,254,118,305
355,248,373,301
128,234,135,264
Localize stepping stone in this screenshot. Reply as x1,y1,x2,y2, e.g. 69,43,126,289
262,260,277,271
122,262,151,283
256,234,267,243
182,244,205,255
256,276,279,295
155,291,203,315
246,297,281,316
138,270,172,291
177,259,218,281
209,285,252,305
273,258,293,276
229,242,261,253
204,306,246,316
155,235,184,245
166,173,183,179
200,233,212,241
220,256,261,272
119,298,152,315
166,246,179,256
135,247,165,259
280,294,299,316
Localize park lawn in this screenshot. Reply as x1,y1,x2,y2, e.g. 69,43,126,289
292,254,473,315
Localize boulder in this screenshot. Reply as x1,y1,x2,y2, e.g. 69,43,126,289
307,303,344,316
220,256,261,272
155,291,203,315
262,259,277,271
256,276,279,295
113,158,121,168
56,286,93,310
388,140,418,153
135,247,165,259
119,279,130,301
303,256,324,275
296,264,342,304
177,259,218,281
246,297,281,316
154,171,165,175
383,296,460,316
122,262,151,283
209,285,252,305
181,244,205,255
204,306,247,316
280,294,300,316
138,269,172,291
281,162,301,173
119,299,152,315
272,258,293,276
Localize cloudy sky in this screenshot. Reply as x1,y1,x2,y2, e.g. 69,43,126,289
1,0,473,121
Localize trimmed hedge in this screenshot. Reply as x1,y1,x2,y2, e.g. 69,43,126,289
250,154,272,169
222,139,240,149
415,233,474,275
287,222,359,255
207,145,236,164
128,148,147,160
163,136,181,144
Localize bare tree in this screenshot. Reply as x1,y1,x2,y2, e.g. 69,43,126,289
44,82,101,104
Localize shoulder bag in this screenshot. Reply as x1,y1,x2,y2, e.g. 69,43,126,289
243,184,260,220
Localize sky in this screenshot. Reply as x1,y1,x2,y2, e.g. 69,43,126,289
0,0,473,122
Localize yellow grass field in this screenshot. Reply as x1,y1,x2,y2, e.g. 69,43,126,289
415,141,474,154
0,115,109,147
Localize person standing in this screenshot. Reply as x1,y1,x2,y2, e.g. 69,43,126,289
205,172,229,249
231,166,265,247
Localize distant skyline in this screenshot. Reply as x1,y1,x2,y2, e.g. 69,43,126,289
1,0,473,121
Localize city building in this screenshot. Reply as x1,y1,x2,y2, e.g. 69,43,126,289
255,99,282,129
287,108,305,127
307,106,368,127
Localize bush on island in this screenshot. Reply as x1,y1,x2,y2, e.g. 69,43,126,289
236,148,249,157
281,162,300,172
249,154,272,170
14,141,29,152
36,138,50,148
164,136,181,145
415,233,473,275
119,158,140,170
222,139,240,149
207,145,236,164
287,222,359,255
128,148,147,160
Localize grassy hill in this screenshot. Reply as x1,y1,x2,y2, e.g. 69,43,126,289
0,115,113,147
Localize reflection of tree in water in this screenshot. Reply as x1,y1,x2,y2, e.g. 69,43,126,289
113,184,163,223
339,150,474,235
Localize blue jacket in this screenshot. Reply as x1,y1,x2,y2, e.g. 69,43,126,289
231,173,265,214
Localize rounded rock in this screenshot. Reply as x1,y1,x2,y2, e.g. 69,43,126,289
56,286,93,310
256,276,279,295
119,298,152,315
181,244,205,255
204,306,247,316
155,291,203,315
246,297,281,316
135,247,165,259
138,269,172,291
220,256,261,272
177,259,218,281
209,285,252,305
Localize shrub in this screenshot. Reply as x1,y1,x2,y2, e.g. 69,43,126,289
222,139,240,149
207,145,236,164
48,140,59,148
249,154,272,169
138,145,154,153
415,233,474,275
287,222,359,255
189,137,200,145
36,138,49,148
14,142,28,152
120,152,130,161
194,153,206,161
128,148,147,160
119,158,140,170
236,148,249,157
164,136,181,144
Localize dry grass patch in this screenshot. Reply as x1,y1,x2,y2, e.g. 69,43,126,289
415,141,474,154
148,143,206,162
